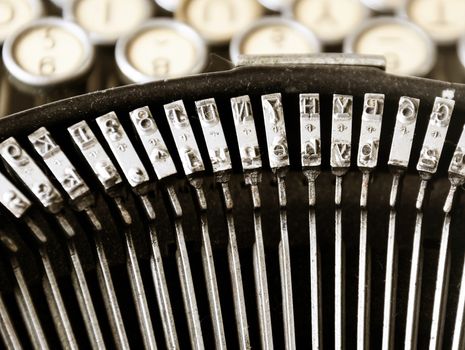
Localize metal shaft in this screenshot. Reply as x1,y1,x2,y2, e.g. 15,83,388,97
335,175,345,350
309,205,322,349
429,211,454,349
305,169,323,349
190,182,226,349
277,176,295,349
199,212,227,349
39,247,78,350
382,173,401,350
220,182,250,349
0,292,22,349
149,223,179,349
452,253,465,350
174,220,205,349
357,172,371,350
404,179,429,350
167,186,204,349
12,257,49,350
94,234,130,350
247,177,273,349
125,230,158,350
67,239,106,349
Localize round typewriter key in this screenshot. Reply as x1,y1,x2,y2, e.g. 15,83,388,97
0,0,43,44
361,0,403,12
344,17,436,77
176,0,264,45
64,0,154,45
291,0,370,45
2,17,95,88
405,0,465,46
115,19,207,82
229,17,321,64
155,0,179,12
258,0,294,12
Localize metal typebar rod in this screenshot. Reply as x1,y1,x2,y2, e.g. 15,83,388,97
11,257,49,350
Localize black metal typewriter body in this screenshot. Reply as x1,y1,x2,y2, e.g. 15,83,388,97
0,59,465,349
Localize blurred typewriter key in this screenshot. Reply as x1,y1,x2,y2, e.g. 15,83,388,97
176,0,264,45
63,0,155,45
404,0,465,46
344,17,436,77
0,0,43,116
361,0,403,13
64,0,154,91
290,0,370,46
0,0,43,44
2,17,95,104
155,0,180,12
229,17,321,65
115,19,208,83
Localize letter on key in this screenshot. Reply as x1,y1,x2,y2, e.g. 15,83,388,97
96,112,150,188
331,94,353,169
68,121,123,190
164,100,205,175
300,93,321,168
357,93,384,169
0,137,62,213
29,127,90,201
388,97,420,169
417,97,455,174
231,95,262,171
196,98,232,173
129,106,178,180
261,93,289,169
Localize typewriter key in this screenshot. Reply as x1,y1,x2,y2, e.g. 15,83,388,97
229,17,321,65
404,0,465,46
405,95,454,349
330,94,353,349
428,125,465,349
155,0,179,12
164,100,228,348
2,17,95,90
194,99,251,348
0,0,43,116
230,95,273,348
64,0,154,45
0,0,43,44
382,96,420,350
344,17,436,77
356,93,385,349
115,19,207,83
261,93,296,348
361,0,403,12
176,0,264,45
290,0,370,46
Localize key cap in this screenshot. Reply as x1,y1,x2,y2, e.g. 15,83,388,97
116,19,208,83
176,0,264,45
344,17,436,77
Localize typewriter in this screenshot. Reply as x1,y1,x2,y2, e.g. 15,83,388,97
1,1,465,349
